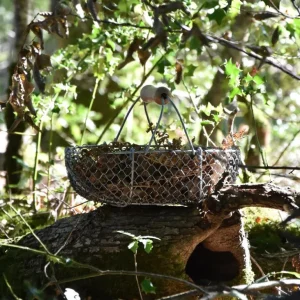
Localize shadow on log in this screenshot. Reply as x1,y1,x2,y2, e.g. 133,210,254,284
0,183,299,299
0,206,251,299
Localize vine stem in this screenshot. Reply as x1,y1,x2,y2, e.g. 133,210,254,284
80,77,100,146
134,253,144,300
32,121,43,212
32,94,58,211
47,112,54,208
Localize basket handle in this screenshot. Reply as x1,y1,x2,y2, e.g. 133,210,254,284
114,86,195,154
145,93,195,154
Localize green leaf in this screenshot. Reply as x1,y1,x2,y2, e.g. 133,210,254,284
208,8,226,25
286,23,296,38
229,0,241,16
185,65,198,76
261,93,270,105
128,241,139,254
157,58,171,74
212,113,221,122
229,87,242,99
253,75,264,86
244,73,253,83
189,36,203,52
278,271,300,279
225,59,240,78
200,103,213,116
201,120,215,125
225,59,241,89
203,1,219,9
140,239,153,254
107,39,115,51
141,279,156,294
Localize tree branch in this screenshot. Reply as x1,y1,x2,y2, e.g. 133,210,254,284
207,35,300,81
206,183,300,213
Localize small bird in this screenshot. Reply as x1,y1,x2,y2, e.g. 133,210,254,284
140,85,171,105
140,85,156,103
154,86,171,104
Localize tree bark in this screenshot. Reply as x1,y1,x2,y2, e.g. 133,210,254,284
4,0,29,192
1,183,298,299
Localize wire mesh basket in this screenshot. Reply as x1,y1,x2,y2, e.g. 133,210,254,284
65,88,241,206
65,144,240,206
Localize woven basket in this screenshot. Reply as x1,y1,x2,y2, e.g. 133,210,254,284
65,89,241,206
65,143,240,206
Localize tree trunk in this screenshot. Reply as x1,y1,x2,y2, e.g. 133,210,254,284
1,183,298,299
4,0,29,192
0,207,251,299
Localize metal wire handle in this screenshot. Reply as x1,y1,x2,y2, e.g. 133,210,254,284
114,90,195,154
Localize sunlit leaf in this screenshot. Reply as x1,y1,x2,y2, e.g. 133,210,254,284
201,120,215,125
141,279,156,294
140,239,153,254
128,241,139,254
253,75,264,86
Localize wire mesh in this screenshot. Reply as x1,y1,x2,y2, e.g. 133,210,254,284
65,143,241,206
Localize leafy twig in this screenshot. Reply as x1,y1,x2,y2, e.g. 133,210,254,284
207,35,300,81
71,13,152,29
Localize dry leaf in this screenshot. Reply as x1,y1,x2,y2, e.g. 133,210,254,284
31,41,42,56
221,129,247,150
24,112,41,132
271,26,280,46
138,49,151,65
117,37,143,70
29,23,45,49
253,11,279,20
175,59,183,84
36,54,52,70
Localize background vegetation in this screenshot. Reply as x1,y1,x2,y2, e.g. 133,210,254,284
1,0,300,298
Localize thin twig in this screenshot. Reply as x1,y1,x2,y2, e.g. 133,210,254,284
134,253,144,300
71,13,152,29
207,35,300,81
272,128,300,166
291,0,300,15
157,289,200,300
44,261,209,295
3,274,22,300
80,77,100,145
266,0,295,19
239,165,300,171
8,204,51,255
250,256,268,286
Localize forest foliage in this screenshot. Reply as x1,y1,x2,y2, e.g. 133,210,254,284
1,0,300,298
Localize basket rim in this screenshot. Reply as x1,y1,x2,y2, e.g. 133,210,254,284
65,144,240,154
